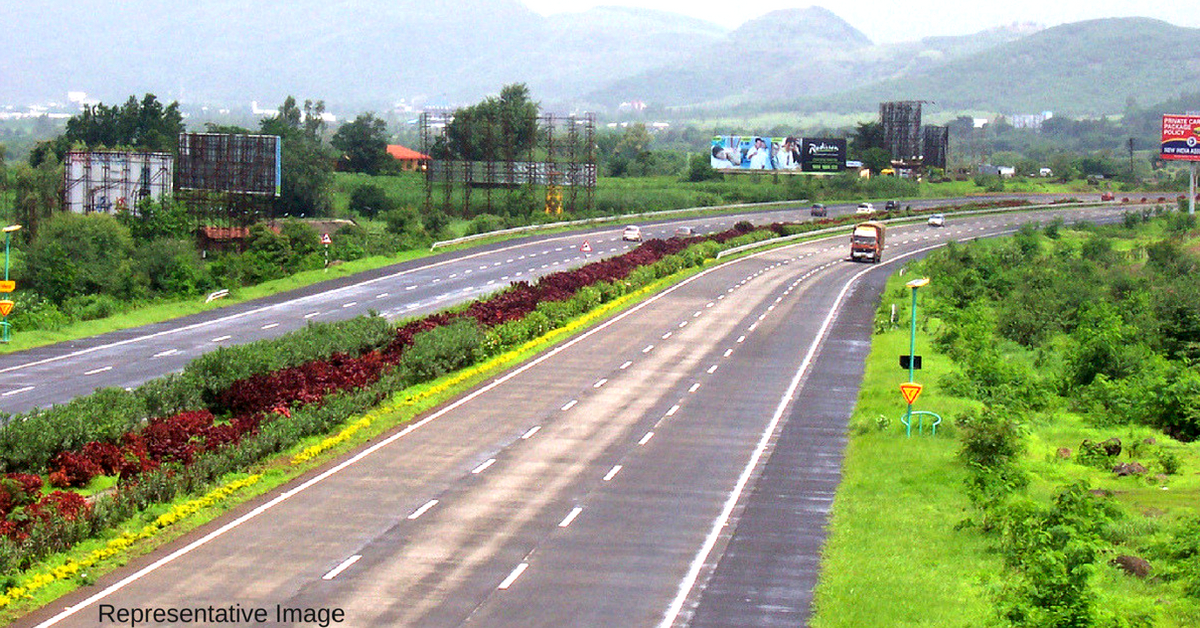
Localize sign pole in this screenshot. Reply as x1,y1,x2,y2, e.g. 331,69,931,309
1191,161,1196,216
903,277,929,436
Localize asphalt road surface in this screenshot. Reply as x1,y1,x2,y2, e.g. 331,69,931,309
12,203,1127,628
0,195,1104,415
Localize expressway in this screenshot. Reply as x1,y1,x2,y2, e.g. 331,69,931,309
0,195,1100,415
13,203,1126,628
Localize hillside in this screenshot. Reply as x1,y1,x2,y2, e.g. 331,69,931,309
802,18,1200,116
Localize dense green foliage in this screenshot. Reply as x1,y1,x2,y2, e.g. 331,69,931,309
331,113,390,175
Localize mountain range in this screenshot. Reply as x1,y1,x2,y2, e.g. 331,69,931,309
2,1,1196,118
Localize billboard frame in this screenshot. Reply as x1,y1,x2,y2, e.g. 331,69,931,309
63,150,174,215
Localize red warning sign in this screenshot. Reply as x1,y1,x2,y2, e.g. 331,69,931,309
900,382,923,405
581,240,592,253
321,233,332,245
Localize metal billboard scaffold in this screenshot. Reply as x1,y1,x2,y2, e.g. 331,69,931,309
421,112,596,217
64,151,174,215
176,132,282,228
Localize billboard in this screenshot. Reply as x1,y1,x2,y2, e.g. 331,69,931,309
177,133,282,196
800,138,847,173
711,136,845,172
64,151,173,214
1160,115,1200,162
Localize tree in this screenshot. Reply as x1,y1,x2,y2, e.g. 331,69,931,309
63,94,183,154
23,212,139,303
440,83,539,162
10,158,62,238
332,113,389,175
260,97,334,217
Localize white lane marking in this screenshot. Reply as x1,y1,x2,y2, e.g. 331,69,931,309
558,507,583,528
480,265,489,270
561,400,578,411
27,232,892,628
688,383,700,393
3,386,34,397
406,285,418,291
506,258,514,263
707,364,719,374
521,426,541,439
260,323,279,330
678,321,688,328
666,404,680,417
603,465,622,481
321,555,362,581
304,312,320,319
619,360,633,370
723,349,733,358
153,348,179,358
693,311,701,318
84,366,113,376
658,241,955,628
376,292,390,299
594,378,608,388
498,563,529,590
638,431,655,446
472,459,497,474
408,499,439,520
464,269,473,274
706,302,714,308
342,301,357,308
450,273,459,278
642,344,654,353
662,332,672,340
717,295,725,300
748,322,758,332
211,335,232,343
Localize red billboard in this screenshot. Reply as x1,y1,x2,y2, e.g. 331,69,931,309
1160,115,1200,161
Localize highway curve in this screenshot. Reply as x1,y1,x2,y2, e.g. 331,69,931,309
11,203,1126,628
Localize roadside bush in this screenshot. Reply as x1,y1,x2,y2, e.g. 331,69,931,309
396,319,485,384
135,238,209,296
348,183,396,219
61,293,123,322
466,214,507,236
957,407,1029,523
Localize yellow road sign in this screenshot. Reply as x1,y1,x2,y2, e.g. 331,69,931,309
900,382,923,405
0,281,13,293
0,300,14,317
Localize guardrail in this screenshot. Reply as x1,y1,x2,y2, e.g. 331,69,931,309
714,200,1118,260
429,199,808,250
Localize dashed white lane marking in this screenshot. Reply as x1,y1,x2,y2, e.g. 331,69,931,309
260,323,279,330
619,360,633,370
342,301,357,308
304,312,320,319
480,265,489,270
678,321,688,328
643,344,654,353
471,459,497,474
153,349,179,358
706,302,714,308
2,385,34,397
603,465,622,481
464,269,473,274
558,507,583,528
498,563,529,590
561,400,578,411
211,335,232,343
321,555,362,580
693,311,701,318
450,273,458,278
748,322,758,332
688,383,700,393
407,499,439,520
506,259,514,263
723,349,733,358
594,378,608,389
521,426,541,439
638,431,655,446
406,285,417,291
666,404,680,417
662,332,672,340
707,364,719,374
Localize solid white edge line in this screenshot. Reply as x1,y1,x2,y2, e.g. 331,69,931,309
498,562,529,590
407,499,439,520
656,241,959,628
32,236,933,628
321,554,362,580
558,506,583,528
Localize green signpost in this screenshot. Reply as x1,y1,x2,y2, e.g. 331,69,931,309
899,277,942,436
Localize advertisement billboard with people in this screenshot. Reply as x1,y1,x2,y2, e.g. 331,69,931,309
711,135,844,172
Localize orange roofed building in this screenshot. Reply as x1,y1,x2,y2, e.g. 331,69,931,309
387,144,430,172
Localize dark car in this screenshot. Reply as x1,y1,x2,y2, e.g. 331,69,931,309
810,203,827,217
884,200,900,211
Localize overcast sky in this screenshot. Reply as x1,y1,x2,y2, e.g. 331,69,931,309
523,1,1200,43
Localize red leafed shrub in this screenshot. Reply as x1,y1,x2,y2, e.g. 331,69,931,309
48,450,102,488
143,410,217,464
4,472,44,500
219,351,389,416
82,441,124,476
117,433,159,482
28,490,91,523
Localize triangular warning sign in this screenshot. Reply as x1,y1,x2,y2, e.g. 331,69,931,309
321,233,332,245
900,382,923,405
581,240,592,253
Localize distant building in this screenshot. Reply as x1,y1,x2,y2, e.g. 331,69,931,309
1009,111,1054,130
386,144,430,172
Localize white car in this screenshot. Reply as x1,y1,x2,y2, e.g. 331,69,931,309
927,214,945,227
622,226,643,242
856,202,876,214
